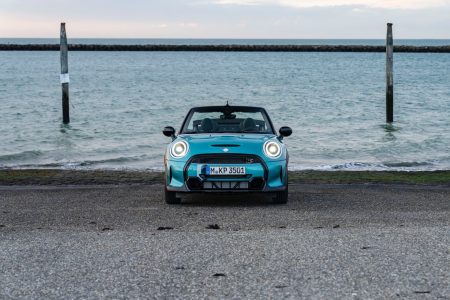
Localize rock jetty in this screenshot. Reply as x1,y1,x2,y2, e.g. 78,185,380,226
1,44,450,52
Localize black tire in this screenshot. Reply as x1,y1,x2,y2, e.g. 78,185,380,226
165,188,181,205
273,186,288,204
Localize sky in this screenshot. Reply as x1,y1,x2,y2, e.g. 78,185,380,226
1,0,450,38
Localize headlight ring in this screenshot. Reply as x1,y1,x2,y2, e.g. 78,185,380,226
170,140,189,158
264,141,282,158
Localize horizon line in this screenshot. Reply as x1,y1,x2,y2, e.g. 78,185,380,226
2,37,450,40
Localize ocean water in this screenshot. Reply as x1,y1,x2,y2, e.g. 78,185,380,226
1,40,450,171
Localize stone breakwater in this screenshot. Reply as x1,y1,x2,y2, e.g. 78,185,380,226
1,44,450,52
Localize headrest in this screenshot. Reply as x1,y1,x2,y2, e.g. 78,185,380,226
201,118,214,132
242,118,257,131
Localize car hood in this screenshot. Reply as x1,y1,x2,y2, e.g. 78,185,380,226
176,133,281,158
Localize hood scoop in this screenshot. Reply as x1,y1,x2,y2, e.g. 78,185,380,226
211,144,240,147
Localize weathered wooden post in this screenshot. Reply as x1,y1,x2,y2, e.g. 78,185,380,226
60,23,70,124
386,23,394,123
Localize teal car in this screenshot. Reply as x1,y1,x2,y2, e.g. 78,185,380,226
162,105,292,204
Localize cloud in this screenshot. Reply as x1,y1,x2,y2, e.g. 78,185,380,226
178,22,199,28
0,13,199,38
1,0,450,38
214,0,449,9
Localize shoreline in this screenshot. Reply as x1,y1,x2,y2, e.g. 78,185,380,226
1,169,449,186
1,44,450,52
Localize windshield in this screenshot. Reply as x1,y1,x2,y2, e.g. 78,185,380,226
181,107,274,134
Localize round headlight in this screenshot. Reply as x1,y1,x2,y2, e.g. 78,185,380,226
264,141,281,158
170,141,189,158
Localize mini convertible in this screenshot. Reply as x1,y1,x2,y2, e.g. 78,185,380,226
162,104,292,204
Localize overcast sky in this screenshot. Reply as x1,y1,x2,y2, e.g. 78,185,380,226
1,0,450,38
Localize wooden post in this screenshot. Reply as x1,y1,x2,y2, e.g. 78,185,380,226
386,23,394,123
60,23,70,124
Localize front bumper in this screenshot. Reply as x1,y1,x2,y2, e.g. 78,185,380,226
165,154,287,193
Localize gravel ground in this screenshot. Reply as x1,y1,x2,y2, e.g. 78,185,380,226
0,183,449,299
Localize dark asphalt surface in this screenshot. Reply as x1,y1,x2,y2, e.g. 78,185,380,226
0,184,449,299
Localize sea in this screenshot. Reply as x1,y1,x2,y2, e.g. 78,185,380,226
1,39,449,171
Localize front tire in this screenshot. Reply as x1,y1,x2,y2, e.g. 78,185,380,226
165,188,181,205
273,186,288,204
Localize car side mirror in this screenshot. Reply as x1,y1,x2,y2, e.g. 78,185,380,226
163,126,176,139
278,126,292,139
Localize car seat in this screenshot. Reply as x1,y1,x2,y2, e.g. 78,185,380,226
201,118,214,133
242,118,257,132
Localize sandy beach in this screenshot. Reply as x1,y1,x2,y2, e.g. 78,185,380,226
1,170,449,298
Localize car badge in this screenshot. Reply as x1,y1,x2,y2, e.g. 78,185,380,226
222,148,229,152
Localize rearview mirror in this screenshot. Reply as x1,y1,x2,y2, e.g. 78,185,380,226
279,126,292,138
163,126,176,138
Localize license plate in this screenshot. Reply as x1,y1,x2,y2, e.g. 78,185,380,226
205,166,246,175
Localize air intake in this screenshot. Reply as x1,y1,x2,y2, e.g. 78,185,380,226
186,177,203,190
249,177,265,190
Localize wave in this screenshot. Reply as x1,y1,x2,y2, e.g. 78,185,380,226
383,161,432,168
0,154,159,170
288,161,444,171
0,150,43,162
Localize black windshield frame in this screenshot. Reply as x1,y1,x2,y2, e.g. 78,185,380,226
180,106,276,135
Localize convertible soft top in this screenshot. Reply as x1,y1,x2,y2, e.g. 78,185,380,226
188,105,267,112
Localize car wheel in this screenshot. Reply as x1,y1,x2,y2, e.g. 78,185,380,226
165,188,181,205
273,186,288,204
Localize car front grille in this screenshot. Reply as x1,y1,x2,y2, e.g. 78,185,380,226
203,181,249,190
183,154,269,191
